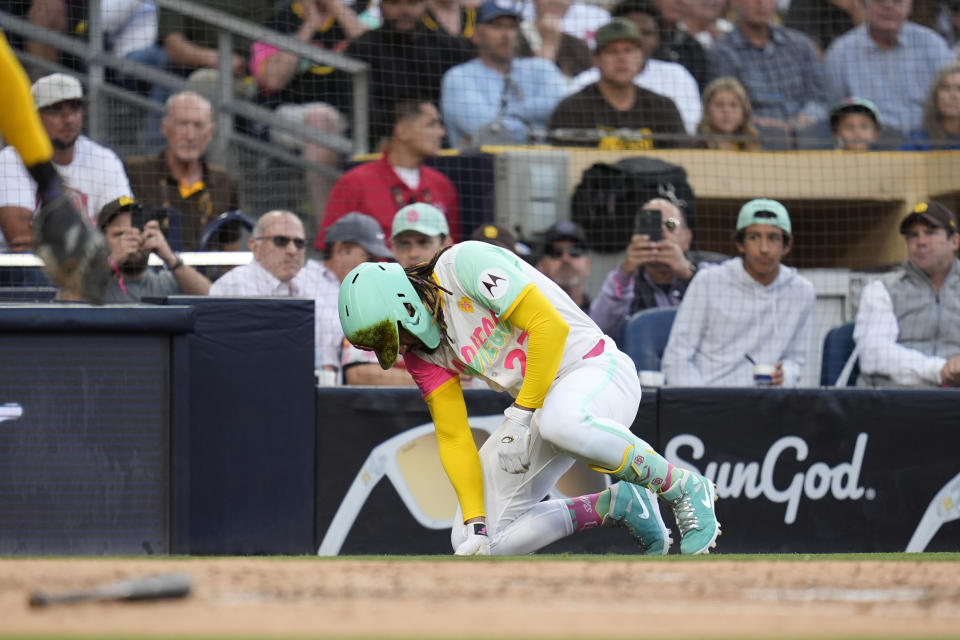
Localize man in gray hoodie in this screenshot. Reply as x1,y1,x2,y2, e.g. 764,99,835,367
662,198,815,386
853,201,960,388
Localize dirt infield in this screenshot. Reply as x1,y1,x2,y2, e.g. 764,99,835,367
1,557,958,638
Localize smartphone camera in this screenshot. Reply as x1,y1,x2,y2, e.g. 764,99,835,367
634,208,663,242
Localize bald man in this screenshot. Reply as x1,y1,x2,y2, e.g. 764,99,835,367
123,91,239,251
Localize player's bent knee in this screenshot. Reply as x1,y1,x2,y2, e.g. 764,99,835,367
536,406,586,452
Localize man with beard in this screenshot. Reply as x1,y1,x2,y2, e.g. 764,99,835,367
0,73,131,254
94,197,211,303
536,221,593,314
0,42,110,302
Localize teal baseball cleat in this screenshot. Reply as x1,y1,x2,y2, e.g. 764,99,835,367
601,481,672,555
660,470,720,555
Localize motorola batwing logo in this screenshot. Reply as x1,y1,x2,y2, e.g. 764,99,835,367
478,268,509,300
0,403,23,423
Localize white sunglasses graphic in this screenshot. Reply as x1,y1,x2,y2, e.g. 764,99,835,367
317,414,608,556
906,470,960,552
0,403,23,423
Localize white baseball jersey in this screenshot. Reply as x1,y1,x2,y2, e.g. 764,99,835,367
405,241,605,397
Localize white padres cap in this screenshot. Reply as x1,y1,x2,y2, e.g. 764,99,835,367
31,73,84,110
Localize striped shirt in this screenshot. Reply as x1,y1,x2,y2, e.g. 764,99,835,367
709,24,828,123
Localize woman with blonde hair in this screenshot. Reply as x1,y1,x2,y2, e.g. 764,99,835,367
696,76,760,150
905,61,960,150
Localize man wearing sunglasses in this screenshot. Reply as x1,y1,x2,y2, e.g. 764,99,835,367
590,196,724,340
211,210,392,380
535,220,593,313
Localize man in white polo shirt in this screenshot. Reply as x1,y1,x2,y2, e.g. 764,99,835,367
0,73,132,254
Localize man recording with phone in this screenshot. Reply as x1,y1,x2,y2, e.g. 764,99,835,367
72,197,211,302
590,196,723,340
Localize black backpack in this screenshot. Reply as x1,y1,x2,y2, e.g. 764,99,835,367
570,157,696,253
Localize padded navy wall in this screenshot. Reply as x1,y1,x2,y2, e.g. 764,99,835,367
165,296,317,554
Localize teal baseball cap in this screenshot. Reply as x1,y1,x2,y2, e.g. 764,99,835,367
736,199,792,235
391,203,450,239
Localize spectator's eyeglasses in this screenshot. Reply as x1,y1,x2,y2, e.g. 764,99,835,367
258,235,306,250
545,245,586,259
664,218,682,231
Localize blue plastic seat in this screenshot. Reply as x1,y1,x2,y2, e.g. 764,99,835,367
820,322,860,386
620,307,678,372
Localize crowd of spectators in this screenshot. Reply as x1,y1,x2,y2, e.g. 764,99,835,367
3,0,960,389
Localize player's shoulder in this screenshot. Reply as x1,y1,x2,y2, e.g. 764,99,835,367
449,240,521,269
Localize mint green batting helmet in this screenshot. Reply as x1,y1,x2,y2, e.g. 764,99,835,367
338,262,442,369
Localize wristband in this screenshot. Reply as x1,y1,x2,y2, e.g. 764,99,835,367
169,257,185,272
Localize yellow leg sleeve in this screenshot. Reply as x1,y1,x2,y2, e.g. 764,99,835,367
0,32,54,167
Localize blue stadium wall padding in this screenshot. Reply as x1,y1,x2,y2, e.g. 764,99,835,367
657,387,960,553
163,296,317,554
0,304,194,332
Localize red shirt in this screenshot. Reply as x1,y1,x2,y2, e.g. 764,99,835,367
315,154,460,249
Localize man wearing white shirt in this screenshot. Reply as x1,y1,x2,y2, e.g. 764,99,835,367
854,201,960,388
0,73,132,253
209,210,392,379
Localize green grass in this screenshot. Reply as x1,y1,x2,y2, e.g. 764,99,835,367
0,633,960,640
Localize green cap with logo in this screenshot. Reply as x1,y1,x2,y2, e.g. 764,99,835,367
736,198,792,235
391,203,450,239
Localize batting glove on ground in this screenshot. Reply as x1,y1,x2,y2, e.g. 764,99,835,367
454,522,490,556
497,404,533,474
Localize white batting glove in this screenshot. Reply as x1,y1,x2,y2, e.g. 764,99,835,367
497,404,533,474
454,522,490,556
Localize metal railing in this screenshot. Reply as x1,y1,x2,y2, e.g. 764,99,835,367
0,0,370,175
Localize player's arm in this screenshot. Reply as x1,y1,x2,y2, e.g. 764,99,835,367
0,206,35,252
501,284,569,409
405,352,485,522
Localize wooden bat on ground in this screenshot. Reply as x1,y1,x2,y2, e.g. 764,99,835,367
28,572,192,608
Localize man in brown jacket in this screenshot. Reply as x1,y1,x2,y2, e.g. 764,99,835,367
124,91,239,251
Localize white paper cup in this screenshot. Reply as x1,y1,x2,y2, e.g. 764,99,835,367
638,370,665,388
753,364,775,386
316,369,338,387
